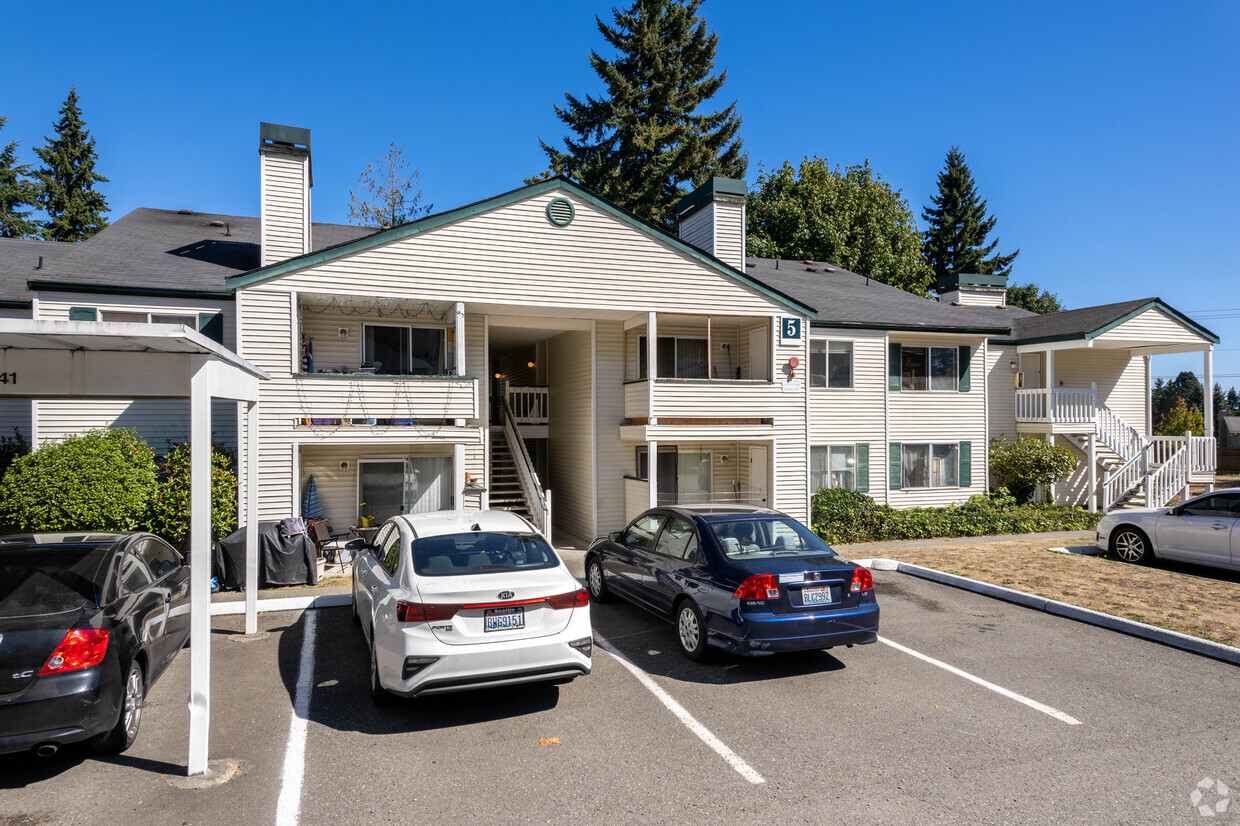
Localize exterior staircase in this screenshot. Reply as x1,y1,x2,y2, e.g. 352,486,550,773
488,431,533,520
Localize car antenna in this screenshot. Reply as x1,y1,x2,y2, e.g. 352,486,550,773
471,523,482,533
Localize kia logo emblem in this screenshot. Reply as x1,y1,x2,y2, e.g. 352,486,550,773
497,591,514,600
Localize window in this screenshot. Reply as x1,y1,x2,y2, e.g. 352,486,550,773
638,336,709,379
811,445,856,490
710,517,835,558
900,346,957,391
100,310,196,327
622,512,666,552
901,443,959,488
654,514,700,561
677,450,712,504
119,552,154,593
363,324,446,376
138,539,182,580
810,341,853,388
1184,494,1240,518
412,532,559,576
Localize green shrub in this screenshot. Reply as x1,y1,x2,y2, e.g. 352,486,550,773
0,428,157,533
989,436,1077,504
812,487,883,544
0,427,31,478
145,442,238,551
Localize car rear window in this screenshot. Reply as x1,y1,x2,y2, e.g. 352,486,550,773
0,546,111,616
411,532,560,576
709,517,835,559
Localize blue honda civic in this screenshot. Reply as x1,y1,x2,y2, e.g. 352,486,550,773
586,505,879,660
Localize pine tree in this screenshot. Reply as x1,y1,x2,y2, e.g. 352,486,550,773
533,0,746,229
0,116,41,239
34,87,109,242
922,146,1018,283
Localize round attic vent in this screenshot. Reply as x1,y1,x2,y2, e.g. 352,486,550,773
546,198,575,227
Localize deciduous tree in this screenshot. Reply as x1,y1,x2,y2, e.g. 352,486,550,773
348,143,431,228
1005,282,1063,314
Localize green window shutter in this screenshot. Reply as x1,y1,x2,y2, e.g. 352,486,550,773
959,441,972,487
888,343,901,391
69,306,97,321
888,442,901,490
855,443,870,493
198,312,225,344
958,345,971,392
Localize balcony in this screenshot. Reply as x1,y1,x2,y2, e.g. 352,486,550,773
290,373,478,424
1014,387,1097,427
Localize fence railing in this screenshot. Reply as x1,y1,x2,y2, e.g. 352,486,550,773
1147,445,1189,510
656,489,767,507
502,398,550,540
506,385,548,424
1014,386,1097,423
1096,402,1144,462
1103,443,1151,511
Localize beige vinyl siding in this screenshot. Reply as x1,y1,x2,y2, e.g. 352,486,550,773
988,342,1019,441
678,206,713,256
595,320,627,534
271,191,779,315
653,381,782,419
289,376,476,421
772,334,809,523
711,201,745,270
888,336,988,508
624,381,647,419
1094,307,1212,346
0,400,32,440
1053,350,1148,439
35,399,238,450
261,153,310,266
950,290,1005,308
809,329,886,499
624,476,649,523
547,330,594,541
35,293,235,347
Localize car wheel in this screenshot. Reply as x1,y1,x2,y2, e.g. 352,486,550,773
675,600,709,662
1112,527,1151,564
586,557,612,603
92,660,145,753
369,639,392,705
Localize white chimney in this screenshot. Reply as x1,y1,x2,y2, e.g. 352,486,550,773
937,273,1009,307
259,122,312,267
677,177,747,271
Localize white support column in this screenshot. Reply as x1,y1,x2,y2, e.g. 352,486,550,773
647,312,657,425
1144,356,1153,438
454,442,467,513
648,439,659,510
454,302,466,428
1045,350,1056,422
1088,433,1097,512
1204,345,1214,441
244,400,259,635
187,357,212,777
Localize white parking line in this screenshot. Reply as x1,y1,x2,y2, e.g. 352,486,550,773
878,635,1082,726
594,634,766,784
275,610,318,826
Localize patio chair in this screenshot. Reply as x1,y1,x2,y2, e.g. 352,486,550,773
310,519,352,568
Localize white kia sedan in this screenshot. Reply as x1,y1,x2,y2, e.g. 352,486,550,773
352,510,592,701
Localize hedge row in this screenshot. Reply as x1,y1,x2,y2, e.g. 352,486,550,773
811,487,1102,546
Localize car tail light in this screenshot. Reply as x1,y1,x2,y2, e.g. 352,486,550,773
396,600,460,623
850,567,874,593
545,588,589,610
733,574,781,600
39,629,109,675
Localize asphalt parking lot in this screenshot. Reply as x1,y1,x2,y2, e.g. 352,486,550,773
2,561,1237,825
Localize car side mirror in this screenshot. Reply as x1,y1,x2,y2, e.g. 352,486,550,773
609,531,623,543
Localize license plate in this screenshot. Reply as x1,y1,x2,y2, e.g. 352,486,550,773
484,606,525,632
802,586,832,606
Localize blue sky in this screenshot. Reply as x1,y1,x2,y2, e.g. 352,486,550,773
5,1,1237,388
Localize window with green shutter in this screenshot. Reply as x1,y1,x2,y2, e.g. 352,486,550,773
69,306,97,321
888,343,901,390
958,345,972,392
855,443,870,493
959,441,972,486
888,442,901,489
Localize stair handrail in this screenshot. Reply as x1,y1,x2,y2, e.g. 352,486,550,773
1146,442,1190,510
1096,403,1145,464
501,396,550,535
1102,441,1152,510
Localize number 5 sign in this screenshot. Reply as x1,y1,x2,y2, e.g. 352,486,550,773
780,316,802,344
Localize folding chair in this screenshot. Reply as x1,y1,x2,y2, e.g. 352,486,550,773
310,519,352,570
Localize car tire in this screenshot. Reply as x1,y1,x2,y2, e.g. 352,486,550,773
369,639,392,705
674,600,709,662
1111,526,1152,565
586,557,612,604
92,659,145,754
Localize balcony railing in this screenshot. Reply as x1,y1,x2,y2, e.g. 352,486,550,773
506,385,548,424
1014,386,1097,424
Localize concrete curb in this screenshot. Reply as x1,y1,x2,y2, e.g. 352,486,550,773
859,558,1240,668
209,593,351,615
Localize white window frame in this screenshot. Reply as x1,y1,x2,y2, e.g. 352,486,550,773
809,339,854,389
900,442,960,488
637,335,710,379
900,346,958,392
100,310,198,326
811,444,857,491
361,322,450,376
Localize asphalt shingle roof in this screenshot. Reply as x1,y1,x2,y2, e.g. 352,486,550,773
0,238,62,305
744,258,1033,333
1003,298,1156,342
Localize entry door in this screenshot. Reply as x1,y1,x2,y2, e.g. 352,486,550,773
1019,353,1042,389
750,446,769,506
360,461,407,522
749,328,769,380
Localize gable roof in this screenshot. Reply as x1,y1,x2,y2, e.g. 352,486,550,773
746,258,1026,334
1004,297,1219,344
0,238,61,308
223,177,818,318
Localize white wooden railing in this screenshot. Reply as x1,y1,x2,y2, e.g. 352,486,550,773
1140,433,1217,510
1014,386,1097,423
1103,443,1151,511
506,385,548,424
502,398,551,540
1147,446,1189,511
1096,402,1145,462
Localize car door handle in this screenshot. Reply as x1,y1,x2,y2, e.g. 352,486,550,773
370,584,378,591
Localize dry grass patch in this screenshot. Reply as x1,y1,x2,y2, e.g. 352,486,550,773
891,538,1240,647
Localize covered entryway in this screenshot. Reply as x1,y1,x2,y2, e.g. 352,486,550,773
0,319,267,777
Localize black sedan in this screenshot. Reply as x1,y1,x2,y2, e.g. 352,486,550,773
586,505,879,660
0,532,190,757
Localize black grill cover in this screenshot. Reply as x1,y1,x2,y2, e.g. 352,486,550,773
213,522,318,588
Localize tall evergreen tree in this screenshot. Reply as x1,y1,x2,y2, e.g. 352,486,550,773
533,0,746,229
34,87,109,242
0,116,41,239
922,146,1018,283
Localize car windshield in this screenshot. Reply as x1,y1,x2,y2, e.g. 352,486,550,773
708,517,835,558
411,532,560,576
0,545,110,616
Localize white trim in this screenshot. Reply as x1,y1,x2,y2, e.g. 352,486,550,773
591,319,598,536
289,291,298,375
30,290,39,319
453,442,466,513
808,337,855,390
646,312,657,426
981,338,990,493
483,314,490,511
291,442,301,517
359,320,450,376
883,331,890,504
